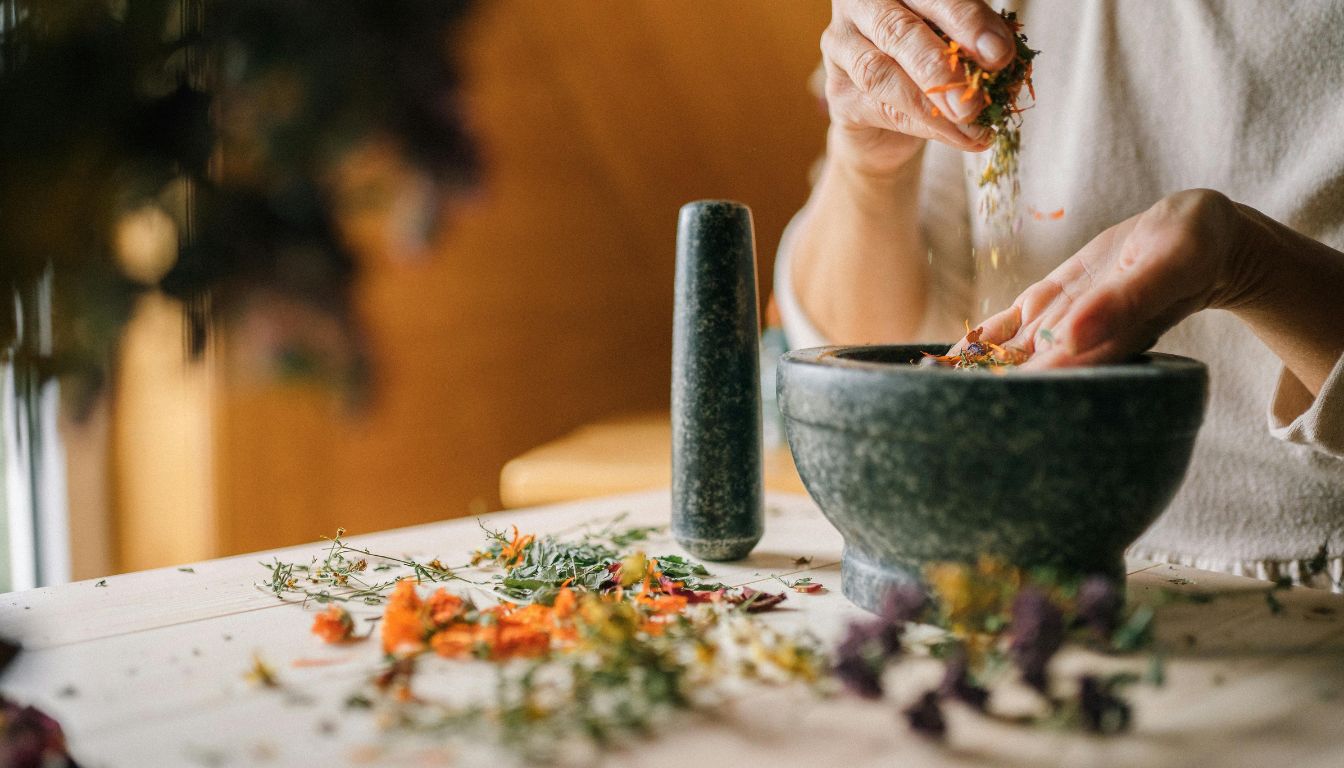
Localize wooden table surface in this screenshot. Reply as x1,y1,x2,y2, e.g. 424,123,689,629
498,412,806,507
2,491,1343,767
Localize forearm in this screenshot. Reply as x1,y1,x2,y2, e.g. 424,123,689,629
785,133,930,344
1230,204,1344,396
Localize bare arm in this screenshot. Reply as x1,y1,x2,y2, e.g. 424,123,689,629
786,135,929,343
784,0,1012,343
1229,204,1344,396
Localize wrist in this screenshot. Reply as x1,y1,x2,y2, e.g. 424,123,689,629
826,123,924,185
824,133,923,208
1221,201,1344,395
1215,202,1278,314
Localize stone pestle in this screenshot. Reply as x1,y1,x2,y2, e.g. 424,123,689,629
670,200,763,561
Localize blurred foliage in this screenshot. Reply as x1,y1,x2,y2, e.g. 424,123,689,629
0,0,477,392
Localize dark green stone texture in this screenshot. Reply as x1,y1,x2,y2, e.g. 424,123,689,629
778,345,1209,613
671,200,763,561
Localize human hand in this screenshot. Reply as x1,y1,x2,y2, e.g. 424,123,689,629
957,190,1259,368
821,0,1017,175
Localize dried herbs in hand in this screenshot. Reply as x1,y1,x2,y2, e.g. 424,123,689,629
927,9,1038,205
919,324,1027,370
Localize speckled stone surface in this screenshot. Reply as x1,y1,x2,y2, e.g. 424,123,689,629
778,345,1209,612
670,200,763,561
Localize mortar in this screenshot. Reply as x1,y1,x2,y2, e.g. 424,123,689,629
777,344,1208,612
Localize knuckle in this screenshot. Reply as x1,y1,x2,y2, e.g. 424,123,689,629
870,5,923,56
820,24,840,56
1185,188,1234,220
945,1,991,35
1116,238,1147,272
907,39,948,83
878,101,915,133
1147,189,1231,255
851,48,891,94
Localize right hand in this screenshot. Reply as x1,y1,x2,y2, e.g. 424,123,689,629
821,0,1018,176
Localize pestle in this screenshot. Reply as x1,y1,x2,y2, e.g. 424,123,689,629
671,200,763,561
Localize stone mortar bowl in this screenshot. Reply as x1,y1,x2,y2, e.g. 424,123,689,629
777,344,1208,613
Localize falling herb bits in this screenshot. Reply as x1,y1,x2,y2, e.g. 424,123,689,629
926,9,1040,304
927,10,1037,192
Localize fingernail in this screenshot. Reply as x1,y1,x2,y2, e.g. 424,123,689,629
956,120,990,144
942,91,977,122
976,30,1012,65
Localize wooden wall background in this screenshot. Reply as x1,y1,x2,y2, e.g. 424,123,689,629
115,0,830,569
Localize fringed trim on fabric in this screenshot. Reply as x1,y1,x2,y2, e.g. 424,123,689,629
1127,545,1344,594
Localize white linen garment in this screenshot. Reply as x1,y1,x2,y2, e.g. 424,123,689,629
776,0,1344,589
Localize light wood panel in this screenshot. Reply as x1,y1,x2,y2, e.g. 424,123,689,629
4,492,1342,767
498,411,806,508
210,1,831,558
112,295,217,573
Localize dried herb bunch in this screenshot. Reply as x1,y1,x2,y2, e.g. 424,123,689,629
926,9,1039,311
0,0,477,394
927,10,1038,200
834,558,1159,740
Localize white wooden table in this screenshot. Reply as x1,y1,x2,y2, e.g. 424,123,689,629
2,491,1343,767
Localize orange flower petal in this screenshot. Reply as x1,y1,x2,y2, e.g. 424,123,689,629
311,604,355,643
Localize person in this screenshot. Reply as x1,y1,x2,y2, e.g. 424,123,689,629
776,0,1344,588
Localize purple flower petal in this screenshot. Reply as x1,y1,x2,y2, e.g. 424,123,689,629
903,690,947,739
1008,587,1065,693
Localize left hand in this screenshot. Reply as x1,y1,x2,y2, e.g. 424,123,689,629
959,189,1258,367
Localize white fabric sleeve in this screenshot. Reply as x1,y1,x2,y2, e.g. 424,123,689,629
773,142,974,352
1267,352,1344,457
773,210,831,350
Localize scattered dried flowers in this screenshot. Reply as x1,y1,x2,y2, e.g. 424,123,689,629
920,324,1026,370
245,654,281,689
311,605,357,644
368,597,826,762
0,696,77,768
268,518,812,760
833,557,1161,740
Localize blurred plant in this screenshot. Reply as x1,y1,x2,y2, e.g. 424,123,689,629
833,560,1163,740
0,695,77,768
0,0,478,397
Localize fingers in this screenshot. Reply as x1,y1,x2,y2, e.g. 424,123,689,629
975,304,1024,345
903,0,1016,70
946,304,1021,355
822,27,988,150
1024,214,1215,369
845,0,993,133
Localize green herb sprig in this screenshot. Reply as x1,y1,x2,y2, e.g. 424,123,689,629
260,529,472,605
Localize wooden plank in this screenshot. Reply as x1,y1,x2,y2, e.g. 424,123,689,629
498,412,807,508
3,491,1342,767
0,492,830,649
